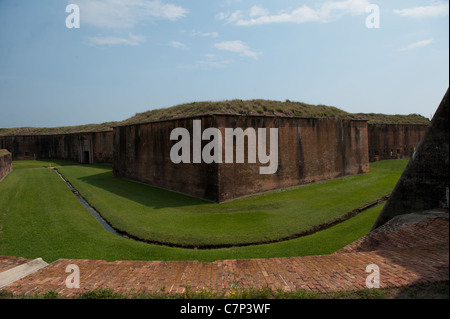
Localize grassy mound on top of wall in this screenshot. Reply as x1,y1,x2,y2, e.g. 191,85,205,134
56,159,408,248
0,100,429,136
0,159,386,262
122,100,430,125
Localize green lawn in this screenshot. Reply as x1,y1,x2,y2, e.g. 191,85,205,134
0,162,385,262
0,161,406,262
56,160,407,247
12,159,78,169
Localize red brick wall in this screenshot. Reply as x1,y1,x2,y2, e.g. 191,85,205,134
0,132,113,164
368,124,428,162
113,115,369,202
372,89,449,229
215,116,369,202
0,150,12,182
93,131,114,164
113,116,219,201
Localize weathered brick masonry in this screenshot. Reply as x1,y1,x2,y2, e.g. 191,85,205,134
368,124,428,162
113,115,220,201
113,115,370,202
372,89,449,229
0,115,428,202
0,150,12,182
216,116,369,202
0,131,113,164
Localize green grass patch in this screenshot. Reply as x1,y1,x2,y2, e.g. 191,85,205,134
12,159,79,170
0,159,390,262
5,282,447,299
56,159,407,247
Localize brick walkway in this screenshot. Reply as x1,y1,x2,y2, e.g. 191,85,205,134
1,210,448,297
0,256,31,273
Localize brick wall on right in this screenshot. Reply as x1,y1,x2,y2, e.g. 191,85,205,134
368,124,428,162
372,88,449,229
0,150,12,182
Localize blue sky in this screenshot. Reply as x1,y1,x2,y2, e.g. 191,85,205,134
0,0,448,128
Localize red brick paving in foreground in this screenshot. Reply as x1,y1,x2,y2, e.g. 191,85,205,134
0,256,31,273
1,211,448,297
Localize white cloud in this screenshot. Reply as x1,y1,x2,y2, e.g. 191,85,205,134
399,39,434,51
201,54,221,60
215,12,229,20
236,6,320,25
218,0,371,26
213,41,260,59
228,10,245,24
73,0,188,28
86,33,145,46
180,55,234,70
170,41,188,50
216,10,245,24
194,59,234,69
183,30,219,38
394,2,449,18
319,0,370,19
249,5,270,18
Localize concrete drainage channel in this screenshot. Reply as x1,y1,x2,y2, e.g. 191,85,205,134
53,168,122,237
53,167,390,249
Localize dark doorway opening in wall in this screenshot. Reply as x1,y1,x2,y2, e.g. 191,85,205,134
83,151,90,164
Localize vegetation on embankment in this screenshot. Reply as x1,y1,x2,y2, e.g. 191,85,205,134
0,159,406,262
56,160,407,248
0,99,429,136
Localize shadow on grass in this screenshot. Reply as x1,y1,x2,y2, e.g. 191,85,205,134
76,170,207,210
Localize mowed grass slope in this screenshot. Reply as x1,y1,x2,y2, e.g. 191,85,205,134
0,160,386,262
56,159,408,247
